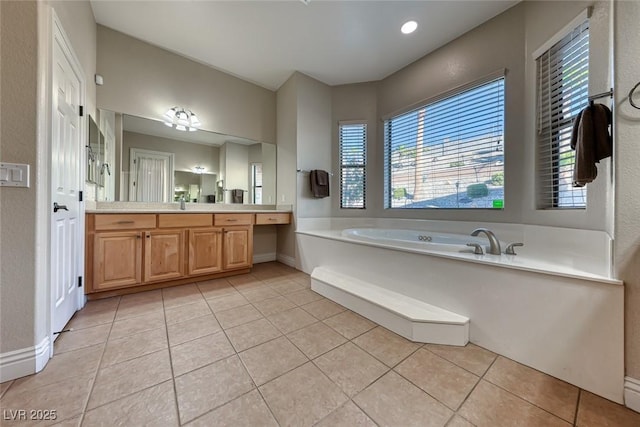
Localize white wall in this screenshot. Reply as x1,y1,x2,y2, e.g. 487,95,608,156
613,0,640,384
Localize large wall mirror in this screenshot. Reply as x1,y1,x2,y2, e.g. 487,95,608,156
93,110,276,205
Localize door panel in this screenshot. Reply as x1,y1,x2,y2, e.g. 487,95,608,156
51,31,82,334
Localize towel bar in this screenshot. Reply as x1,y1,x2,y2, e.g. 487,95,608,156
297,169,334,176
629,82,640,110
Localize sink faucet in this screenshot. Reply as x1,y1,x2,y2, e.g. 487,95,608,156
470,228,501,255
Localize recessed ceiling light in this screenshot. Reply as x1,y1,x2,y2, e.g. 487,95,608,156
401,20,418,35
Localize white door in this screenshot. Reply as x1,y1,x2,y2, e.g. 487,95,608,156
51,21,83,335
129,148,174,202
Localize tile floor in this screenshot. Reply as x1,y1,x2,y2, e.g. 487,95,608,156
1,262,639,426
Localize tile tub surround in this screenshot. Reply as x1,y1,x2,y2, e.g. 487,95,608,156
1,262,638,426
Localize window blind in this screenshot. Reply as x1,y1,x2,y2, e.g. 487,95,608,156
536,19,589,208
384,78,505,209
339,123,366,209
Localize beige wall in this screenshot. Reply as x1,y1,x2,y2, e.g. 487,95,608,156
339,4,526,224
276,74,298,261
295,73,333,219
96,26,276,144
0,0,39,354
614,0,640,381
122,131,220,174
521,1,613,232
331,82,378,215
1,0,96,360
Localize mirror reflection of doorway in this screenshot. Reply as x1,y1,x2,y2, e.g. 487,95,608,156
251,163,263,204
129,148,174,202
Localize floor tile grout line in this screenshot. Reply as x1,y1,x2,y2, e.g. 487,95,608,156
76,295,122,426
573,388,582,426
348,397,383,427
421,343,497,378
480,353,582,424
452,353,501,421
477,374,575,424
162,287,187,426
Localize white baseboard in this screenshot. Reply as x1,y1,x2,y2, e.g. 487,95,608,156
625,376,640,413
0,336,50,382
253,252,277,264
276,253,296,268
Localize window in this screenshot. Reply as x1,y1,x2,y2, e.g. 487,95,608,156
251,163,263,204
339,122,366,208
384,77,505,209
536,18,589,208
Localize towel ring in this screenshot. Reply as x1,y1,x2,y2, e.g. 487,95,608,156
630,81,640,110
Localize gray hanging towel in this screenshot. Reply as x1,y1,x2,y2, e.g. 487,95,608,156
570,104,612,187
310,170,330,198
231,189,244,203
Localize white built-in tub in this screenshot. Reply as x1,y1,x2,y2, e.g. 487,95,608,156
295,218,624,404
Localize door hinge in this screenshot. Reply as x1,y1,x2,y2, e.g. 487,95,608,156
79,190,83,202
79,105,84,117
78,276,82,288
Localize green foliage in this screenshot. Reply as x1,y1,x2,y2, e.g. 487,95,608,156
491,172,504,186
449,161,465,167
559,151,575,167
467,183,489,199
393,188,407,200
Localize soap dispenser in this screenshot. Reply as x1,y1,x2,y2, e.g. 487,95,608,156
180,195,186,210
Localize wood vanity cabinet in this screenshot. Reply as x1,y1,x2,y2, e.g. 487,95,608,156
188,228,223,275
223,227,252,270
144,229,185,282
92,231,142,291
86,213,255,297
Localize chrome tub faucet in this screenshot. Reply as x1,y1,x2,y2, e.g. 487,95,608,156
471,228,502,255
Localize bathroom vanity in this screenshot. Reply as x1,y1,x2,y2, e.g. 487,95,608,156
85,211,290,299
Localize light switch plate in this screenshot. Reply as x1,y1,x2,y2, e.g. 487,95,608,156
0,163,30,187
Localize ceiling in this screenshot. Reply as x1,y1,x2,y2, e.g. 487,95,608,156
90,0,519,91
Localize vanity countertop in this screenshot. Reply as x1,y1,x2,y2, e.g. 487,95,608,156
85,201,292,214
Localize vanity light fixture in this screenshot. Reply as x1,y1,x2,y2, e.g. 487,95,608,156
193,166,205,174
401,20,418,34
163,107,201,132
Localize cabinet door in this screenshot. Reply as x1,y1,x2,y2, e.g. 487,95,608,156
223,227,252,270
93,231,142,291
188,228,223,276
144,229,184,282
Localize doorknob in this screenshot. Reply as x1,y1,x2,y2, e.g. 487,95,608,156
53,202,68,213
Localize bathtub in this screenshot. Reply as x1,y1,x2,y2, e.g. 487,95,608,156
295,218,624,404
342,228,490,253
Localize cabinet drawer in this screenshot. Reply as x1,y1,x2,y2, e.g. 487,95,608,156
158,214,213,228
255,213,291,225
214,213,253,226
94,214,156,230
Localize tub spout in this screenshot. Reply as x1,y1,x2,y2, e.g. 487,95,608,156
470,228,501,255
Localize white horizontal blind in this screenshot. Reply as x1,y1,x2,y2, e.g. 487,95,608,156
384,78,505,209
339,123,366,209
537,19,589,208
